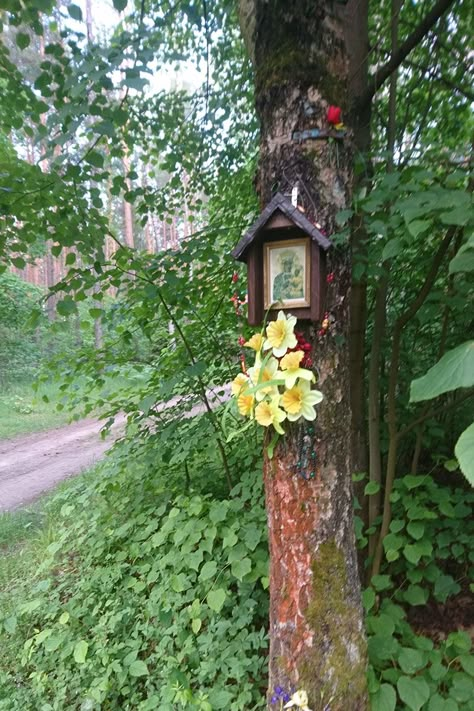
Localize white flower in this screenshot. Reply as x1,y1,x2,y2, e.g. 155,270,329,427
284,689,312,711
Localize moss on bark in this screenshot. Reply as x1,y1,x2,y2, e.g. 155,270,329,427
301,540,367,710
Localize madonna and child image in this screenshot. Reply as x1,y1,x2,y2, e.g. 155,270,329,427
265,239,310,309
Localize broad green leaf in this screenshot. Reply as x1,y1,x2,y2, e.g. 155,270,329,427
397,676,430,711
406,521,424,540
207,588,226,612
371,575,392,592
403,584,428,606
407,220,430,237
231,557,252,580
365,481,380,495
128,660,149,677
382,238,401,260
428,695,459,711
113,0,128,10
59,612,69,625
200,561,217,580
398,647,426,674
16,32,31,49
434,574,460,602
68,4,82,21
73,640,88,664
449,242,474,274
455,422,474,486
410,341,474,402
370,683,396,711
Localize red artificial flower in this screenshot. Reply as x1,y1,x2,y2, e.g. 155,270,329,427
238,335,246,346
327,105,342,126
326,272,334,284
232,272,239,283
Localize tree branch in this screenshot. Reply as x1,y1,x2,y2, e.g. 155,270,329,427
359,0,456,108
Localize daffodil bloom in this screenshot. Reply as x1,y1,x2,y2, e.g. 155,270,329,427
237,391,254,417
248,355,280,401
244,332,264,351
281,380,323,421
284,690,312,711
279,350,315,389
264,310,297,357
254,395,286,434
231,372,249,396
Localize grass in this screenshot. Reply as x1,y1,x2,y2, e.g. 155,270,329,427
0,380,69,440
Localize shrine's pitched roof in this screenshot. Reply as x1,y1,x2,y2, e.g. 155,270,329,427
232,191,332,261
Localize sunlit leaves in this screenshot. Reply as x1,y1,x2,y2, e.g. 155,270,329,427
410,341,474,402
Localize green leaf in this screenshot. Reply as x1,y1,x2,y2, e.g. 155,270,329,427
371,575,392,592
382,238,401,260
73,640,88,664
398,647,426,674
428,695,459,711
460,655,474,676
449,242,474,274
86,150,104,168
59,612,69,625
68,4,83,21
455,422,474,486
365,481,381,495
410,341,474,402
370,683,396,711
191,618,202,634
207,588,226,612
16,32,31,49
362,588,376,612
11,257,26,269
434,574,460,603
397,676,430,711
128,660,149,677
200,561,217,580
407,220,430,237
4,616,17,634
113,0,128,10
440,206,471,226
403,584,428,606
406,521,425,540
231,557,252,580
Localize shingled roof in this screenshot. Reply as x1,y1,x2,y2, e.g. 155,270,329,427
232,191,332,261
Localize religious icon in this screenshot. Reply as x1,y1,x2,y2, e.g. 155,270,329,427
264,238,310,309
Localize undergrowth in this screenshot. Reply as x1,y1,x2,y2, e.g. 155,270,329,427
0,420,473,710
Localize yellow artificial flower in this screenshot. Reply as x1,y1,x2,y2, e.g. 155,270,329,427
237,392,254,417
284,690,312,711
264,310,297,357
248,355,280,401
244,333,264,351
281,380,323,422
232,372,249,396
254,395,286,434
279,350,315,389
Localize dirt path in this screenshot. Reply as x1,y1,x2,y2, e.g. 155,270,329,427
0,417,124,512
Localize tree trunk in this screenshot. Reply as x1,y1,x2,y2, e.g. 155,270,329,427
239,2,367,708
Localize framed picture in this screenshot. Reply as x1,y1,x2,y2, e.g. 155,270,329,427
264,238,310,309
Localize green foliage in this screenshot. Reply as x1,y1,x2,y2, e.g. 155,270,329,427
0,432,268,710
410,342,474,404
361,474,474,710
454,423,474,488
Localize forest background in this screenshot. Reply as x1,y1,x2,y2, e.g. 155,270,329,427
0,0,473,709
